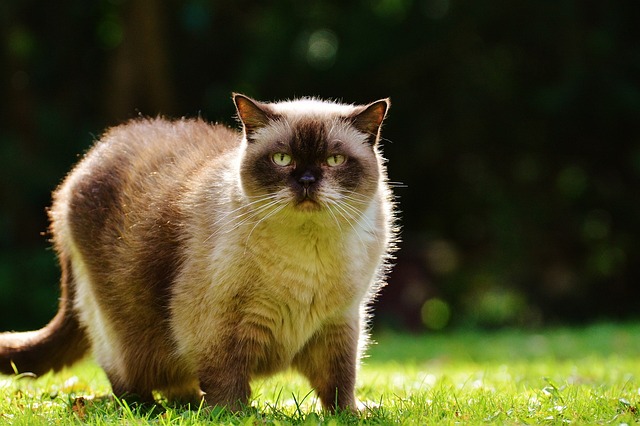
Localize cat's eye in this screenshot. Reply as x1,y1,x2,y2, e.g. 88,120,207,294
272,152,292,166
327,154,346,167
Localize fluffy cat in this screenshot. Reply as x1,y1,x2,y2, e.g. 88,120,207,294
0,94,397,412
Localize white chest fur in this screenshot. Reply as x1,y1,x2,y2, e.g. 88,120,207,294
170,199,385,373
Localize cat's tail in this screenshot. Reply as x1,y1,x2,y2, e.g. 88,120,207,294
0,256,90,376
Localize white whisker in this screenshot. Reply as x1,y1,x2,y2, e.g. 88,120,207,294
339,190,373,204
244,201,288,251
322,200,343,234
387,181,407,188
331,193,380,244
330,202,368,251
204,195,284,243
224,199,282,232
212,194,279,227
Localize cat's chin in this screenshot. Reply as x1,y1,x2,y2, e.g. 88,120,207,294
295,199,322,212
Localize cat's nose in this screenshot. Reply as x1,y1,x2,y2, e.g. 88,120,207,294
298,172,316,188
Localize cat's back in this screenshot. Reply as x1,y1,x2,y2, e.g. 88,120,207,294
50,117,240,249
71,117,239,182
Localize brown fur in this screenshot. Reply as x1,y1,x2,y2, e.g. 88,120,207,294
0,94,396,412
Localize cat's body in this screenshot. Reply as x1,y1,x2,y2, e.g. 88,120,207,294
0,94,396,411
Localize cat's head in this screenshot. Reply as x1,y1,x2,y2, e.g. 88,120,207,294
234,94,389,219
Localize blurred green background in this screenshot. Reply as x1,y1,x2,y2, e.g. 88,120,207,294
1,0,639,332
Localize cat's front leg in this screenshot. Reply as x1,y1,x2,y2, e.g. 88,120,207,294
293,320,360,412
197,339,252,411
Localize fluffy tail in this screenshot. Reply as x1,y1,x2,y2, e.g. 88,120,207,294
0,256,89,376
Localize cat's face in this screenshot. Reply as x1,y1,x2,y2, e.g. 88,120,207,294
234,95,389,219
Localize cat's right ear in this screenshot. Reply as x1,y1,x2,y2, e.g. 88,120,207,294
233,94,275,141
350,98,390,145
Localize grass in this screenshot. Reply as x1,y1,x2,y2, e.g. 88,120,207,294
2,322,640,424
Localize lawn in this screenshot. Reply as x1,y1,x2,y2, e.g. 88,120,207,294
2,322,640,424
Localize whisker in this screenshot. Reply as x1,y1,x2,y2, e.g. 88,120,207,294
331,202,367,251
223,199,282,233
244,201,288,250
387,181,407,188
333,197,380,244
204,195,283,243
322,201,343,234
338,190,373,204
212,194,280,226
339,195,370,208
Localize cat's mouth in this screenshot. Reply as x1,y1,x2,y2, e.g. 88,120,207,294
294,189,323,211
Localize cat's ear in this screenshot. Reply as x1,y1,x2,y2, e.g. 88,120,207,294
233,93,275,140
350,99,390,145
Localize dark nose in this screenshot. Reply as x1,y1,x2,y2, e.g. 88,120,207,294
298,171,316,188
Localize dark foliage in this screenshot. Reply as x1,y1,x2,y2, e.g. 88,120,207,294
1,0,639,330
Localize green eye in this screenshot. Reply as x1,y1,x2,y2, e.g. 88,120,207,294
327,154,346,167
272,152,292,166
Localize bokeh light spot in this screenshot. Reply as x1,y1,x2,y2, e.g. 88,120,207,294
421,298,451,330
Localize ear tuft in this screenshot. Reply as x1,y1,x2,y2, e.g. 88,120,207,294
351,99,390,145
233,94,273,139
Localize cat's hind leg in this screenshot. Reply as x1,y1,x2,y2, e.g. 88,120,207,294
106,367,202,409
161,379,204,408
105,370,155,405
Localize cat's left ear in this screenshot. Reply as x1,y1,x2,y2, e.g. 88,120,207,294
233,93,276,141
350,99,390,145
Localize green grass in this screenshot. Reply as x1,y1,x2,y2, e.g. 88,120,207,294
2,322,640,424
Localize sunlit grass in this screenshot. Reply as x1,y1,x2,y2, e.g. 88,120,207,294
2,323,640,424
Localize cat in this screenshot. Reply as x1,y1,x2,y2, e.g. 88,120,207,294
0,94,397,412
